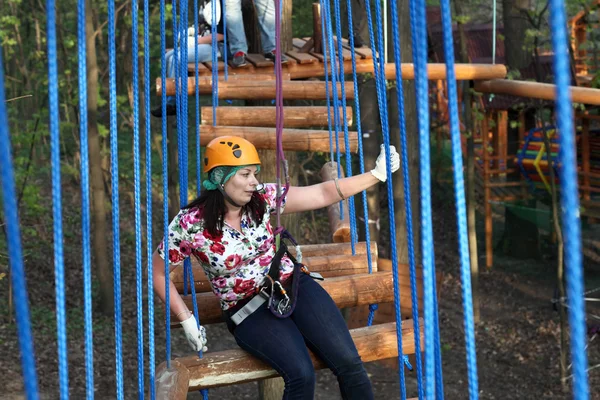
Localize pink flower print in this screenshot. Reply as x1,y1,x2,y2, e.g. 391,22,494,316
179,208,202,230
258,236,273,252
192,233,206,249
225,291,238,301
179,240,193,256
233,278,256,294
224,254,242,270
258,255,272,267
280,272,292,284
212,277,228,288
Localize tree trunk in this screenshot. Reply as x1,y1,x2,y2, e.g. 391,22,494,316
455,0,479,322
86,0,113,315
502,0,533,70
168,120,180,220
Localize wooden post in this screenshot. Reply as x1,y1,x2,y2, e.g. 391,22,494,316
483,111,493,269
320,161,352,242
312,3,322,53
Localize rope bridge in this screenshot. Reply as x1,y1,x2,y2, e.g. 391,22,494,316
0,0,591,399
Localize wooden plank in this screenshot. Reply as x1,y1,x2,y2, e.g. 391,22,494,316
299,37,314,53
337,37,372,59
475,79,600,106
246,53,274,68
155,359,190,400
197,126,359,153
200,106,353,128
172,319,424,391
171,250,377,293
285,50,318,64
320,161,351,243
309,37,352,60
204,61,225,71
160,80,355,99
171,271,405,326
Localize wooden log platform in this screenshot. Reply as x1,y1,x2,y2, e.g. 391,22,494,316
171,244,378,293
200,106,352,128
197,126,358,153
320,161,351,243
475,79,600,106
171,271,400,326
158,79,355,99
186,58,507,81
162,318,423,392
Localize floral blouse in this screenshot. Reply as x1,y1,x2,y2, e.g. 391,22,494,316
157,183,294,310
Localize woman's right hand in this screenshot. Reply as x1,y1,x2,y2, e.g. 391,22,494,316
180,315,208,352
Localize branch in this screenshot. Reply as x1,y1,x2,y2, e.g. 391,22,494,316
94,0,132,40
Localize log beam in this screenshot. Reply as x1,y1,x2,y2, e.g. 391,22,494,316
171,247,378,293
200,106,352,128
320,161,351,243
170,318,423,390
158,79,354,99
475,79,600,106
198,126,358,153
173,271,398,325
186,61,507,80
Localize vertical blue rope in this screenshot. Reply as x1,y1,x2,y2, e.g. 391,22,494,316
211,0,219,126
160,0,172,367
143,0,156,396
319,0,335,164
108,0,124,397
77,0,94,397
222,0,228,80
549,0,589,398
387,0,424,394
0,46,40,400
361,0,408,396
131,1,145,398
408,0,437,397
194,0,201,195
439,0,478,398
46,2,69,398
331,0,358,251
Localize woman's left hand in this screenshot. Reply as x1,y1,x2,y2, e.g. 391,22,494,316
370,144,400,182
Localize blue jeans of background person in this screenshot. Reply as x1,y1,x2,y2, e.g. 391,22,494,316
226,273,374,400
164,42,219,105
225,0,275,55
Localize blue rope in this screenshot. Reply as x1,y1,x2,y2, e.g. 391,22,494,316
194,0,201,196
108,0,124,397
46,1,69,398
211,0,219,126
549,0,589,398
143,0,156,397
439,0,479,397
77,0,94,397
318,0,335,164
361,0,407,396
387,0,424,394
0,45,40,400
331,0,358,251
131,1,145,397
408,0,439,397
160,0,172,367
222,0,228,80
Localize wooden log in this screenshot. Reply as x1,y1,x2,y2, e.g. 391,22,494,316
155,74,290,95
320,161,351,243
155,359,190,400
474,79,600,106
186,60,507,81
177,318,423,390
312,3,322,54
198,126,358,153
200,106,352,128
158,79,355,99
171,250,378,293
173,271,397,325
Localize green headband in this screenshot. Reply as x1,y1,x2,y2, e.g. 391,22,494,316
202,165,261,191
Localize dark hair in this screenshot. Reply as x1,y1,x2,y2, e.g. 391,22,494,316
183,189,266,236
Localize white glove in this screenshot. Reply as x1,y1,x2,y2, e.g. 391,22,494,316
180,315,208,353
370,144,400,182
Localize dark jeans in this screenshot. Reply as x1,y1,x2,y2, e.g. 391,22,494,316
225,272,373,400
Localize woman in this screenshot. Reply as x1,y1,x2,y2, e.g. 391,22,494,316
152,136,400,399
151,0,224,118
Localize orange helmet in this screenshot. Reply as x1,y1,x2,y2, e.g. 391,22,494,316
203,136,261,172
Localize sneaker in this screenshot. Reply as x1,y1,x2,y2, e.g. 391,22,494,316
232,51,247,67
151,103,177,118
264,50,288,64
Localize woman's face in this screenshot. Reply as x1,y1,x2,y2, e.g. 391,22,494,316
223,165,260,208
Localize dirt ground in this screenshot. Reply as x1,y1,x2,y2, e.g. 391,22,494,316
1,183,599,399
